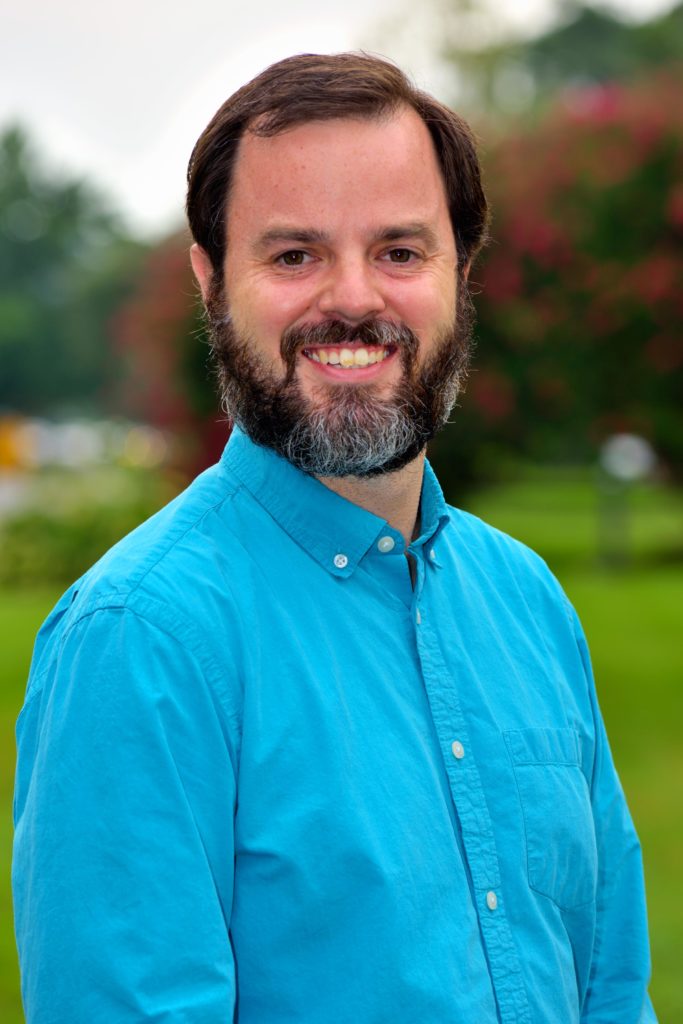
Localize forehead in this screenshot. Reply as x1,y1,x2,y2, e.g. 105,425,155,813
225,107,452,243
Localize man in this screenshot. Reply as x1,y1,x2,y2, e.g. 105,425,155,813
13,53,656,1023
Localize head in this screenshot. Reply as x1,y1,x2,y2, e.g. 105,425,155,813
187,52,488,286
186,52,489,477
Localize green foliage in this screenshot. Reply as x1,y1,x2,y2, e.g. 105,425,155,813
0,126,148,415
522,3,683,90
439,1,683,116
0,467,181,586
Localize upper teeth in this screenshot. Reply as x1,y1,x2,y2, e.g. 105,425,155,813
306,347,390,367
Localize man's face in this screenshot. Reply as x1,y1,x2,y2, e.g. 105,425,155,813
192,106,473,477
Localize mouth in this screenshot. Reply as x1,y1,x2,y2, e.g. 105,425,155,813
302,343,397,370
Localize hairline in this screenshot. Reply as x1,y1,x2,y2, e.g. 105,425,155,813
214,103,447,289
187,53,489,290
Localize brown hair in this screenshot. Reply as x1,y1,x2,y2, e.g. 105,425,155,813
186,52,488,278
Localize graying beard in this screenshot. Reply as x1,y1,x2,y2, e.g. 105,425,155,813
206,287,473,478
281,394,421,477
278,355,462,477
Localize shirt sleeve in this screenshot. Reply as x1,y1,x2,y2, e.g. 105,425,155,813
13,604,238,1023
571,608,658,1024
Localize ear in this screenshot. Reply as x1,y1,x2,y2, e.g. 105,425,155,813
190,243,215,302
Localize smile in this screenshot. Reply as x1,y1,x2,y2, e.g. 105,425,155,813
302,345,396,369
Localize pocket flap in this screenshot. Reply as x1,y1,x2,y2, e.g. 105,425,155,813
505,727,582,767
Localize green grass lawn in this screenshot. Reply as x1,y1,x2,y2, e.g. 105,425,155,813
1,470,681,1021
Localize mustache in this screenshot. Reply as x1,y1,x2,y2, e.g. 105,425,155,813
280,318,419,380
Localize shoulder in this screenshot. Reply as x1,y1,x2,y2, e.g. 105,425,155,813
438,506,596,726
445,504,554,574
29,461,252,697
77,461,239,601
442,504,574,625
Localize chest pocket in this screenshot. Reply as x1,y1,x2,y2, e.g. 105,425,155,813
504,727,598,910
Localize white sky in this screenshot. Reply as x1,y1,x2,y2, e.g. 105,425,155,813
1,0,676,239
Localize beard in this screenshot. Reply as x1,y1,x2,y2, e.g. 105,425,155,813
204,278,474,478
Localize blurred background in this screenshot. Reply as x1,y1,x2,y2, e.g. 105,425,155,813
1,0,681,1018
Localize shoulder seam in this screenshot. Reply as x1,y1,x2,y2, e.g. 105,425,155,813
26,593,243,734
121,485,241,599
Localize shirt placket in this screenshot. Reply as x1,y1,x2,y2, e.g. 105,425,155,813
411,548,532,1024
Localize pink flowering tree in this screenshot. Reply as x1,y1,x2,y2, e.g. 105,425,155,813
437,67,683,491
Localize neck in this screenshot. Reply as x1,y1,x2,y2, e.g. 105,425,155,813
317,452,425,547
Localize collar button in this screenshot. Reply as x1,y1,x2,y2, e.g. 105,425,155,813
377,536,395,554
333,553,349,570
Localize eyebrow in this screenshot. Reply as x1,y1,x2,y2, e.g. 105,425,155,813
252,222,440,252
253,227,330,251
375,223,440,249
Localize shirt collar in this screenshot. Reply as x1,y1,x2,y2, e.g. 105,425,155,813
220,426,450,577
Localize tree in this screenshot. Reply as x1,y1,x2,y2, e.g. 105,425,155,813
112,231,228,473
460,67,683,479
422,1,683,117
0,126,146,415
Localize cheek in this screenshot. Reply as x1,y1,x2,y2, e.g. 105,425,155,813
229,279,315,340
395,284,457,337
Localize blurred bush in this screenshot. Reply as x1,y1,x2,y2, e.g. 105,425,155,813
461,67,683,482
0,467,181,586
112,231,229,475
0,126,148,417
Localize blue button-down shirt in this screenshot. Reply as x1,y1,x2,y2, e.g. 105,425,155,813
13,427,656,1023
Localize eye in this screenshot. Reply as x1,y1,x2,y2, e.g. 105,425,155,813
275,250,311,267
383,248,417,264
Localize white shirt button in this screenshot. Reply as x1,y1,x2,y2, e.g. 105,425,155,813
486,890,498,911
451,740,465,760
377,536,395,554
333,553,349,569
429,548,436,561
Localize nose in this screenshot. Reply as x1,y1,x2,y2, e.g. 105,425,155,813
316,257,387,322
